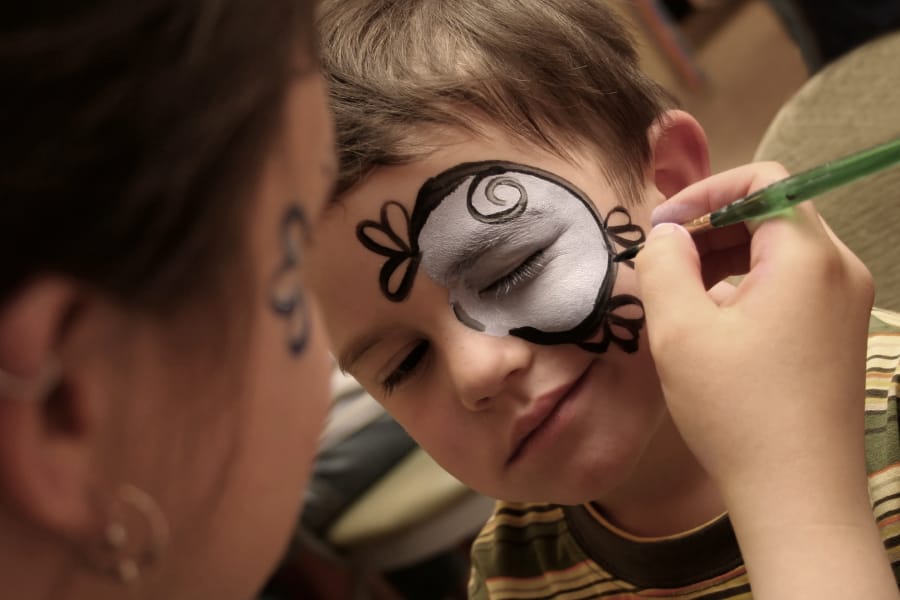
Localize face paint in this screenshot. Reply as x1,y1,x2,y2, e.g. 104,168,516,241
356,161,646,354
269,204,313,355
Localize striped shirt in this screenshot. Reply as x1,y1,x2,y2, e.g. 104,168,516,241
469,308,900,599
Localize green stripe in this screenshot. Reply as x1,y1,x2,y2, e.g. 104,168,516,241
866,398,900,474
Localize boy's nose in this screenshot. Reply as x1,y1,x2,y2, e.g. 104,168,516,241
441,324,533,412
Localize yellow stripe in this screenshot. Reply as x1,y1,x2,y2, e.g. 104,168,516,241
863,330,898,414
485,567,751,600
879,517,900,538
866,399,890,412
639,567,749,599
486,582,622,600
674,578,751,600
868,335,900,357
867,371,897,383
485,561,628,598
868,463,900,491
476,506,567,538
490,508,566,527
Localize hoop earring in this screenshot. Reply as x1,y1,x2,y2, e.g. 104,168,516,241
85,484,170,584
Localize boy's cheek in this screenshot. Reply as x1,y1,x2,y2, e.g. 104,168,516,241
610,260,643,299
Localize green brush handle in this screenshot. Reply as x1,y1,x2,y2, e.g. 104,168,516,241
709,136,900,228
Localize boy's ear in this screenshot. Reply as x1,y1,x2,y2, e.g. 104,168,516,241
0,279,99,538
648,109,711,200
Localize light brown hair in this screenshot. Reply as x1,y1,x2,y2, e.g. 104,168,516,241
317,0,675,205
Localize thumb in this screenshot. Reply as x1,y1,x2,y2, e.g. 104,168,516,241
635,223,715,332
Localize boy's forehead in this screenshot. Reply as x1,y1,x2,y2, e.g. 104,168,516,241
338,135,621,208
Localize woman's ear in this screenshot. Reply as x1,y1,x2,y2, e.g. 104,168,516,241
0,279,99,538
648,109,711,200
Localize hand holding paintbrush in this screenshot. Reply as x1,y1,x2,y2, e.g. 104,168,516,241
632,152,897,598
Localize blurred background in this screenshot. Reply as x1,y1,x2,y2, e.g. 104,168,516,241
624,0,806,173
264,0,900,598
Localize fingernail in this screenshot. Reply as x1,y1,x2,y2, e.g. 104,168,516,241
651,204,695,227
647,222,689,239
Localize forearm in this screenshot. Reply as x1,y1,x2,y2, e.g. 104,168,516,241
726,475,897,599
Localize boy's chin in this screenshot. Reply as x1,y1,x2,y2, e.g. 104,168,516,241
495,462,644,507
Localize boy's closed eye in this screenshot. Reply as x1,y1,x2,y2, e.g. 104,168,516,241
381,340,430,394
477,248,549,300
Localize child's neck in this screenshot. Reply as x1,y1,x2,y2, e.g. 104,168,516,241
593,413,726,538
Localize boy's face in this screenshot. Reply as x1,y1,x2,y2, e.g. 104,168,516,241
309,129,671,504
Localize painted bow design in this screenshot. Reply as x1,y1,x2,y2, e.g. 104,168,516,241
578,294,645,354
356,201,422,302
605,206,646,268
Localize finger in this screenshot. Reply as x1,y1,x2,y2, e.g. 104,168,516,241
816,214,874,295
652,162,791,226
816,211,861,263
746,201,831,276
707,280,737,306
635,223,716,346
738,210,853,320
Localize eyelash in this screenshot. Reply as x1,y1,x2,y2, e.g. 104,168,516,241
479,249,546,299
382,341,430,393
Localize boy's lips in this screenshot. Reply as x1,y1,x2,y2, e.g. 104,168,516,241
505,363,593,466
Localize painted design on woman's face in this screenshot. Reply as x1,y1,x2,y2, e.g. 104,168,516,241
356,161,646,354
269,204,313,355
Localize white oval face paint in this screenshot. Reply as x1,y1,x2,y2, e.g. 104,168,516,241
355,160,646,353
416,163,615,340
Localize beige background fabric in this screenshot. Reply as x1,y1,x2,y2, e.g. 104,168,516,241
755,31,900,311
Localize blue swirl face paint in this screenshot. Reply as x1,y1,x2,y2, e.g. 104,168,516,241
356,161,646,354
270,204,313,355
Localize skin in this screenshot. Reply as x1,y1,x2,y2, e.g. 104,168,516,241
0,75,336,599
309,112,725,532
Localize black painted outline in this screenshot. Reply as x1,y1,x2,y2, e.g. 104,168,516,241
355,160,646,354
468,175,528,223
356,201,421,302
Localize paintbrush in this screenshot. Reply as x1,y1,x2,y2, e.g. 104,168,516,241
613,135,900,263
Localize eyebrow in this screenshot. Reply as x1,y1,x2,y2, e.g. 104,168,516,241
445,208,558,281
337,324,396,375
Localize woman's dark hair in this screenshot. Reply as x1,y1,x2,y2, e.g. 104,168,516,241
0,1,317,311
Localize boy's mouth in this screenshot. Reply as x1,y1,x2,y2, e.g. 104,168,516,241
505,363,594,467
